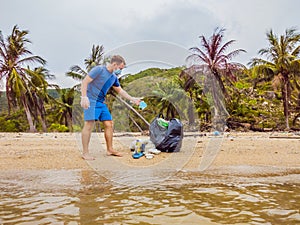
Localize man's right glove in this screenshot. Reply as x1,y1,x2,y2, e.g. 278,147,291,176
80,96,90,109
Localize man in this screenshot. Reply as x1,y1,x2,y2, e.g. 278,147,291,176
80,55,140,160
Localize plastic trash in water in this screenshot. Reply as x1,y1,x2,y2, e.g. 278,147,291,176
139,101,147,110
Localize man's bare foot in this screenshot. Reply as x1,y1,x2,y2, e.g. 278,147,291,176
107,150,122,157
82,153,95,160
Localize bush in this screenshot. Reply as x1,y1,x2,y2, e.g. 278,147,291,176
0,118,19,132
0,111,28,132
49,123,69,132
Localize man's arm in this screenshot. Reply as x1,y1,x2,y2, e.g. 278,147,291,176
113,86,141,105
80,75,93,109
81,75,93,97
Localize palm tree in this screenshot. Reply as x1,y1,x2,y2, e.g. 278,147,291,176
0,25,47,132
152,77,189,120
84,45,105,72
25,67,55,132
187,27,246,97
66,44,105,85
54,87,75,131
249,27,300,129
186,28,246,131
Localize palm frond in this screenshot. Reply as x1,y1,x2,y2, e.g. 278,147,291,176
226,49,247,60
69,65,87,75
216,39,235,56
84,44,105,71
66,71,85,81
291,45,300,56
17,55,46,66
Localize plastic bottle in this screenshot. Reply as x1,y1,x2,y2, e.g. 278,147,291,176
139,101,147,110
157,118,169,128
135,140,141,153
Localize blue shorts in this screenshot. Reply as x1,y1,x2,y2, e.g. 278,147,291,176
84,102,112,121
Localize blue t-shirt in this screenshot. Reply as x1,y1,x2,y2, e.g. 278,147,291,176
87,66,120,104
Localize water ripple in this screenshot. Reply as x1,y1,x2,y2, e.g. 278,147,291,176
0,170,299,224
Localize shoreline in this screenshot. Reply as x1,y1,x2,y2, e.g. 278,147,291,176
0,132,299,182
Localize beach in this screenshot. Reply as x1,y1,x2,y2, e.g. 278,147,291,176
0,132,299,179
1,131,300,224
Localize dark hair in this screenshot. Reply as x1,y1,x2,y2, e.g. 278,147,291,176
110,55,126,65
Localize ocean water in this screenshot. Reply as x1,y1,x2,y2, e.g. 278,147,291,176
0,170,299,225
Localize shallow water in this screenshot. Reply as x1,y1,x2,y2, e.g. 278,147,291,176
0,170,299,224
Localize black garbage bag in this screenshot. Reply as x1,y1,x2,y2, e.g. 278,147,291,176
150,116,183,152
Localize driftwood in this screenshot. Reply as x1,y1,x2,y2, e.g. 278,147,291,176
269,136,300,139
227,120,273,132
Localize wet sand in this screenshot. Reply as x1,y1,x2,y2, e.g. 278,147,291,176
1,132,299,225
0,132,299,180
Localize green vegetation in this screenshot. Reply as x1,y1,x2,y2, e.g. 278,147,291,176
0,25,300,132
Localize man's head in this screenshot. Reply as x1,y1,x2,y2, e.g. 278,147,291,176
110,55,126,70
109,55,126,76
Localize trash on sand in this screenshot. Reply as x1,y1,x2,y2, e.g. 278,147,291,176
132,152,144,159
145,153,154,159
148,148,161,155
130,139,160,159
130,139,147,152
213,131,221,136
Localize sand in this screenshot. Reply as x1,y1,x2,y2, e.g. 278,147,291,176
0,132,299,179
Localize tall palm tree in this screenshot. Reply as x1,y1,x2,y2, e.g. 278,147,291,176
66,44,105,85
0,25,47,132
25,66,55,132
249,27,300,129
187,27,246,97
186,28,246,131
84,45,105,72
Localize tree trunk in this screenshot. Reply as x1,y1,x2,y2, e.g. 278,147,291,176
6,83,14,115
209,71,229,132
22,97,36,132
66,111,73,132
39,112,48,132
187,101,195,125
282,78,290,130
37,99,48,132
213,70,228,99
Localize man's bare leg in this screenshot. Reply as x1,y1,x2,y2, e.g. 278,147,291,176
103,120,122,157
81,120,95,160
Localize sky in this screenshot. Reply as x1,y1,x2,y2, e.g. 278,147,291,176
1,0,299,88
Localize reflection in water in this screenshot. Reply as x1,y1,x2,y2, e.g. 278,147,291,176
0,170,299,224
